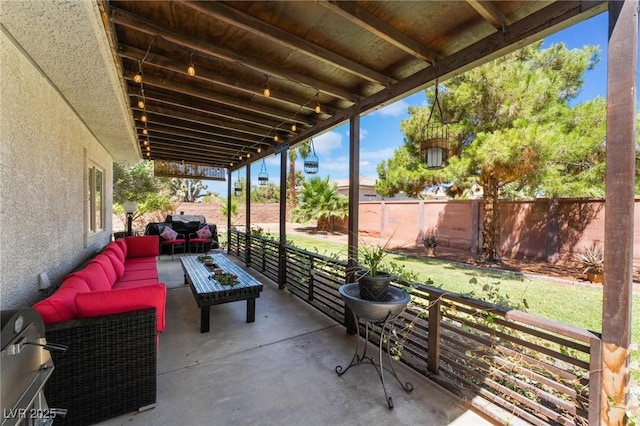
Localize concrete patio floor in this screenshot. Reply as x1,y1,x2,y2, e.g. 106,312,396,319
98,253,497,426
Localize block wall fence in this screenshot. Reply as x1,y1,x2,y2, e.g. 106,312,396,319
344,198,640,265
150,198,639,266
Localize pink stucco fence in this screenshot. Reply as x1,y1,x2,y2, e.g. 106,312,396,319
351,198,640,265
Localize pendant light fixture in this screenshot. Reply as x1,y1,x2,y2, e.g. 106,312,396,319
187,52,196,76
234,171,243,197
258,159,269,186
304,138,319,174
263,75,271,97
133,59,143,83
420,81,450,169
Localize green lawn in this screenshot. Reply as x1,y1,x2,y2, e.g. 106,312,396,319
275,233,640,380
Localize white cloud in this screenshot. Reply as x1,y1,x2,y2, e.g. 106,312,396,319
374,99,409,117
313,131,342,155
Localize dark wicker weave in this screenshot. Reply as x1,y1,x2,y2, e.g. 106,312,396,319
44,309,157,425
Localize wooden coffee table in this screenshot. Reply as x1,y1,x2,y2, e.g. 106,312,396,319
181,254,263,333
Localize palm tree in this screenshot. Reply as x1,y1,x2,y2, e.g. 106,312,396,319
291,176,348,232
288,140,311,211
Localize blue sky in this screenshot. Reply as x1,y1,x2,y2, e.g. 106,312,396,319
205,11,623,197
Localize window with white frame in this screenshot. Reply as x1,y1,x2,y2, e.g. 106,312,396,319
87,165,104,232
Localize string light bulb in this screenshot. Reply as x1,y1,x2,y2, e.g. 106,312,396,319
137,97,145,109
133,72,143,84
230,162,234,167
274,134,279,142
142,127,148,135
314,91,321,114
143,139,149,146
141,113,147,123
291,122,297,132
257,147,262,154
246,153,251,158
187,52,196,76
263,75,270,97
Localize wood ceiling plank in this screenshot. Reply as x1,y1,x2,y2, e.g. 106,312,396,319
136,122,268,150
109,5,361,103
130,102,297,140
320,1,440,64
135,88,307,132
126,73,319,125
183,0,393,87
119,44,338,116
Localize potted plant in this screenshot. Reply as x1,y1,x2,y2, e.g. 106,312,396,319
354,237,394,301
422,234,438,257
576,245,604,283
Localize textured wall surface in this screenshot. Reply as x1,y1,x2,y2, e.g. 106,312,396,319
1,30,113,309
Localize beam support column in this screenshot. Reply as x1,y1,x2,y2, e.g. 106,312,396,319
279,150,288,289
345,115,360,335
601,1,637,424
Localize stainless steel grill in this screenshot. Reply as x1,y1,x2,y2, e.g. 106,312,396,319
1,308,67,426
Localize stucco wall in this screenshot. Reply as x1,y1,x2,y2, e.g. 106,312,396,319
1,30,113,309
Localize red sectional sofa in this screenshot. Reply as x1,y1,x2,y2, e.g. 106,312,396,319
32,236,166,426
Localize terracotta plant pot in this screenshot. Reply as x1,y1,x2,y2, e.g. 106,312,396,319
425,246,436,257
586,271,604,283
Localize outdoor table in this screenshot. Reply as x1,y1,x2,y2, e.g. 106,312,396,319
181,254,263,333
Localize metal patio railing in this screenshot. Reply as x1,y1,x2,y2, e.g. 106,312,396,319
228,229,602,425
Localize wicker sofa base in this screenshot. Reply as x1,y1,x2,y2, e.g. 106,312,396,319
44,308,157,425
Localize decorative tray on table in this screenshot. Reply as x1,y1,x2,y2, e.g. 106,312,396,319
198,255,239,286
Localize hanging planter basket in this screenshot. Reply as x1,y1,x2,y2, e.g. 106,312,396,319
304,138,319,174
258,159,269,186
233,171,242,197
419,83,450,169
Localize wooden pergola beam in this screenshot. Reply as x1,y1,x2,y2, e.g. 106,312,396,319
320,0,440,64
125,73,319,125
119,44,337,117
109,6,362,103
466,0,511,31
183,0,393,87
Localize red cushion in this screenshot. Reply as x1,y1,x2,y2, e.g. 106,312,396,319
162,239,186,245
75,284,167,332
126,236,160,258
104,243,125,264
119,269,158,282
122,262,157,273
190,238,208,243
102,250,125,279
115,238,128,258
32,276,91,324
68,262,111,292
112,279,159,289
90,255,117,287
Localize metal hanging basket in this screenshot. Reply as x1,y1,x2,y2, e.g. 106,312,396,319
234,171,242,197
420,83,450,169
258,159,269,186
304,138,319,174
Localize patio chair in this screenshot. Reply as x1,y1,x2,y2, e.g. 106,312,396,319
188,224,218,253
159,225,186,260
